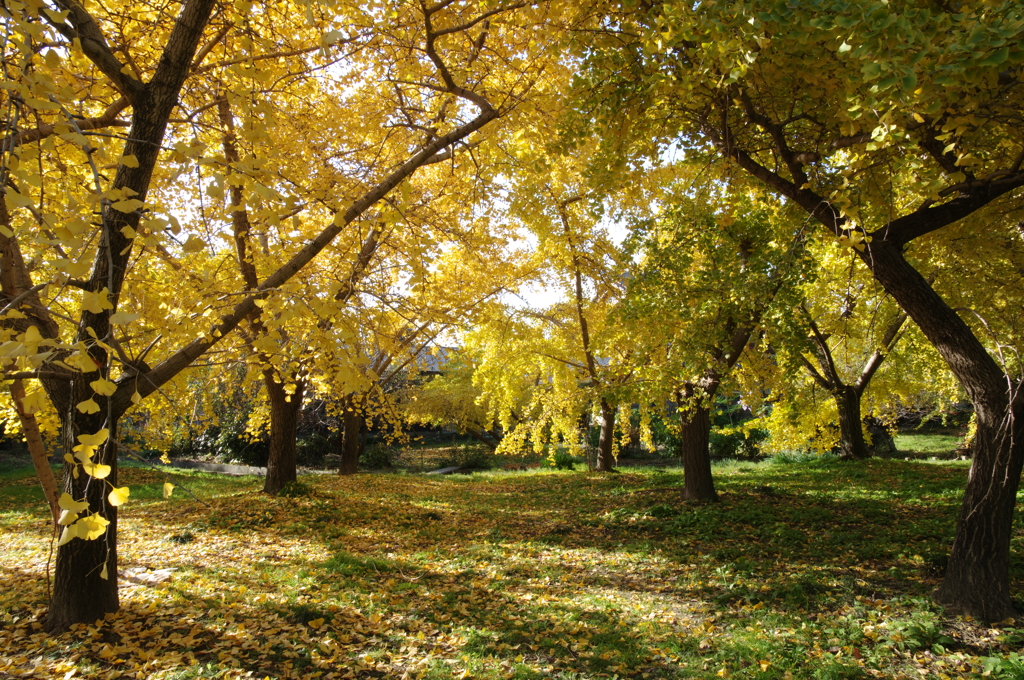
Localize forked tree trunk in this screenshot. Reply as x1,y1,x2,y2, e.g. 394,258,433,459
594,399,616,472
834,386,869,460
679,403,718,501
263,374,306,494
338,405,363,475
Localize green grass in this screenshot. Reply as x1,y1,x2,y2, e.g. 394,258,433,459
894,432,966,456
1,453,1022,679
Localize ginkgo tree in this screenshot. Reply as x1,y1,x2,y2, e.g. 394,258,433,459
0,0,559,632
570,0,1024,619
753,242,916,460
620,181,806,499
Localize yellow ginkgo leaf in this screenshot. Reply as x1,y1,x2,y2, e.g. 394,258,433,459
76,398,101,414
78,429,110,447
163,482,175,499
58,493,89,514
182,235,206,253
109,311,140,325
100,562,109,580
79,512,110,540
107,486,130,506
118,154,139,168
90,378,118,396
58,509,80,526
308,618,325,629
19,325,43,345
57,524,77,546
82,461,111,479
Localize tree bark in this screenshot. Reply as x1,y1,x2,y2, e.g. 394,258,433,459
678,402,718,501
594,399,616,471
45,405,120,633
262,375,306,494
10,380,60,524
934,401,1024,620
338,401,363,475
701,82,1024,620
864,241,1023,620
834,386,869,460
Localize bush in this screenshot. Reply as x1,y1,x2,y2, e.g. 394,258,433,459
438,444,494,471
547,449,580,470
360,442,394,470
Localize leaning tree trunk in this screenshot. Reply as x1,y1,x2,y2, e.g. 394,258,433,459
834,386,869,460
594,399,616,472
865,240,1023,620
933,397,1024,620
263,374,306,494
679,403,718,501
10,378,59,524
338,405,363,476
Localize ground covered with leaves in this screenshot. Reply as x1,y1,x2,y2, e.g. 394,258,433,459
2,454,1024,680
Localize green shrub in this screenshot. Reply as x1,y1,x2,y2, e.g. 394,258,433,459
360,442,394,470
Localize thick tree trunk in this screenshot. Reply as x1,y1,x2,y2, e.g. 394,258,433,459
338,404,363,476
864,240,1023,620
933,399,1024,620
594,399,616,472
834,386,869,460
45,412,119,633
679,403,718,501
262,374,306,495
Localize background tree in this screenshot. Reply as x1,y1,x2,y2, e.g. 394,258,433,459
0,0,553,631
569,0,1024,619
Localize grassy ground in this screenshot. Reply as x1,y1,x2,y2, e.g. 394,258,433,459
2,453,1023,679
893,432,966,458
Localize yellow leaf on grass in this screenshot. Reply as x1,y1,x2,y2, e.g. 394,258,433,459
308,618,325,629
163,482,175,499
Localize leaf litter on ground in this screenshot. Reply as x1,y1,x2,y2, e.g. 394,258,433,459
1,455,1023,679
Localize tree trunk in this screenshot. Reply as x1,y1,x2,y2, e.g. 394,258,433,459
834,386,869,460
594,399,616,472
864,240,1022,620
679,403,718,501
10,379,59,524
262,374,306,495
933,399,1024,620
45,410,120,633
338,403,363,475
